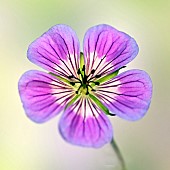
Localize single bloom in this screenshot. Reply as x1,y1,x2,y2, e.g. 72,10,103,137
18,24,152,148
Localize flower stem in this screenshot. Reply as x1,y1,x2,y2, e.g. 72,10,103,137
110,139,127,170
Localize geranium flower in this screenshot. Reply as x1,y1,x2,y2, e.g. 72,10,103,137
18,24,152,148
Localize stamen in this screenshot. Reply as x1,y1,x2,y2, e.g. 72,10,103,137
68,74,82,84
73,77,82,83
94,82,100,85
82,65,87,84
86,91,89,95
95,74,101,78
70,82,81,86
70,82,75,86
82,65,86,81
68,75,74,79
82,65,85,71
91,69,95,74
75,85,82,94
86,86,89,95
89,81,100,86
86,69,96,79
77,69,81,75
87,84,96,91
87,74,101,82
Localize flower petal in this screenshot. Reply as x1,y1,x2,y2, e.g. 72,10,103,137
28,25,80,78
18,70,75,123
83,24,138,78
59,97,113,148
94,69,152,121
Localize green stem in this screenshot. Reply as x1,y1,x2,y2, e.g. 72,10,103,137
110,139,127,170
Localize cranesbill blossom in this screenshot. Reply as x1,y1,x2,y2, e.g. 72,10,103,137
18,24,152,148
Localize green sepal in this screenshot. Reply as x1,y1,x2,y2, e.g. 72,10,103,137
95,66,126,85
64,94,81,110
97,70,119,84
90,70,119,88
89,93,110,115
80,52,85,77
49,72,70,85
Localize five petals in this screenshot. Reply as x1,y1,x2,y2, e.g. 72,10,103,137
18,24,152,147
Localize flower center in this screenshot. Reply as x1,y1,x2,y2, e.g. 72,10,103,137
68,65,101,96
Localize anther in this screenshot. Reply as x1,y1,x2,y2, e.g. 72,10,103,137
95,74,101,78
86,91,89,95
91,69,95,74
70,82,75,86
77,69,81,74
68,75,74,79
82,65,85,71
95,82,100,85
76,91,79,94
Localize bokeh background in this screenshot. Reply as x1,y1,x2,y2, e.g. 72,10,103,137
1,0,170,170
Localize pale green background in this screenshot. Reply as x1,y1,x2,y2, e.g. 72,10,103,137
0,0,170,170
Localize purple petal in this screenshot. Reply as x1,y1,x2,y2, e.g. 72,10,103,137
83,24,138,78
94,69,152,121
28,25,80,78
18,70,75,123
59,97,113,148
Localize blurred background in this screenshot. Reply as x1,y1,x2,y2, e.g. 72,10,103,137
0,0,170,170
